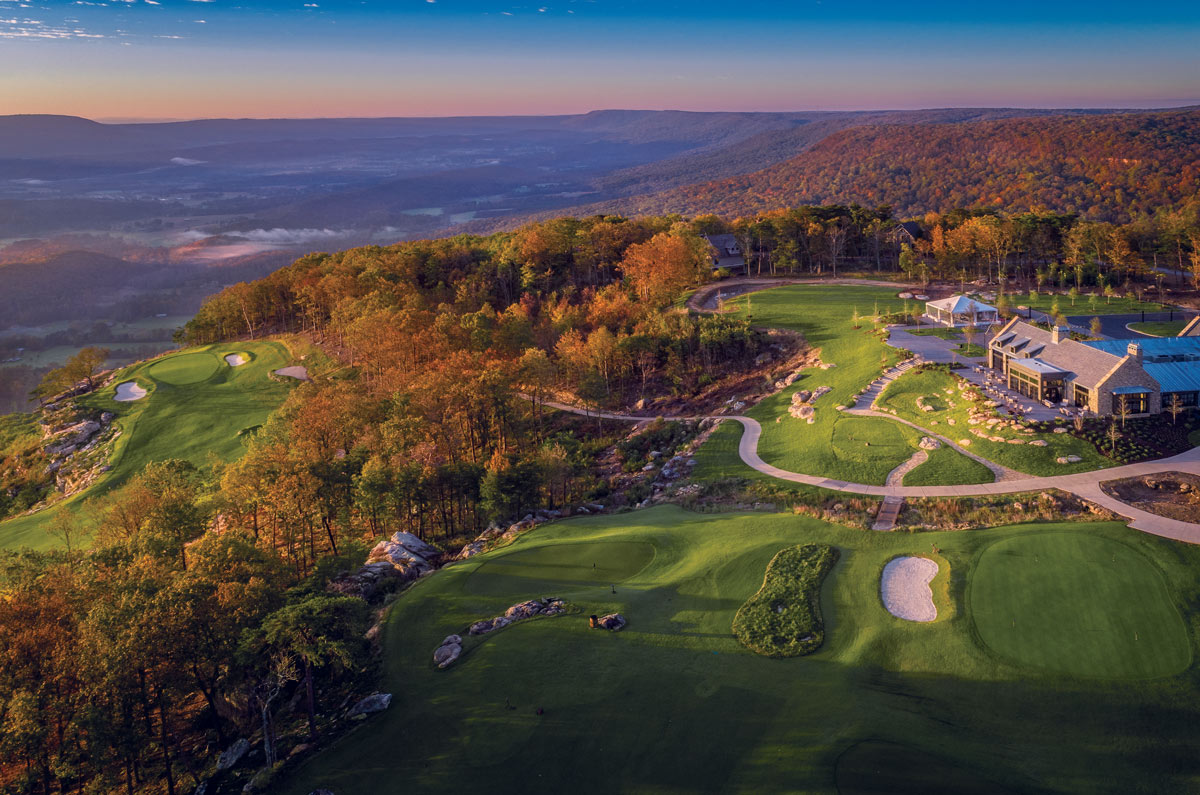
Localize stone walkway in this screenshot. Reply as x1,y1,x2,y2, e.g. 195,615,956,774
885,450,928,486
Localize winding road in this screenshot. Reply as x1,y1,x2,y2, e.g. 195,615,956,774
551,278,1200,543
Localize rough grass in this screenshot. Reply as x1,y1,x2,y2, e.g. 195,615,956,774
278,507,1200,795
903,444,994,486
1129,320,1188,337
876,367,1109,476
0,340,297,550
732,543,839,656
970,532,1192,679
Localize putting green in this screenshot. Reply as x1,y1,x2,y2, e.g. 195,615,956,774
970,532,1192,679
466,540,655,597
830,415,913,464
147,352,221,385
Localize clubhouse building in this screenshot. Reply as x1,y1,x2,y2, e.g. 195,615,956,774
988,317,1200,416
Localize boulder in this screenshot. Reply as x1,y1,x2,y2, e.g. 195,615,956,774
918,437,940,450
596,613,627,631
349,692,393,716
793,390,812,404
433,641,462,669
216,739,250,772
505,600,544,621
1029,439,1048,447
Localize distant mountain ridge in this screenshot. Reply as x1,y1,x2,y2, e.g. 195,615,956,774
495,107,1200,225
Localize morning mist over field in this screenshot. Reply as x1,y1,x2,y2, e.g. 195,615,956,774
3,2,1200,794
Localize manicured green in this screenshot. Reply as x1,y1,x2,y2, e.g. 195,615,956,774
906,327,964,340
279,508,1200,794
970,532,1192,679
1016,292,1169,316
876,367,1109,476
732,543,838,656
729,285,918,484
146,351,222,384
1129,320,1188,337
903,444,994,486
465,540,655,597
0,341,299,550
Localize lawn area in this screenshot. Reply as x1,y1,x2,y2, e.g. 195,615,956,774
970,532,1191,679
278,507,1200,794
876,367,1110,476
1129,320,1188,337
1015,291,1168,317
903,444,993,486
906,327,964,340
0,340,300,550
955,341,987,357
724,285,916,484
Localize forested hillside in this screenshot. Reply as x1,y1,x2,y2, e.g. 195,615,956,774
562,109,1200,223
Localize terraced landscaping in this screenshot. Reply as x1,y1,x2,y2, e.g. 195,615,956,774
0,340,302,550
717,285,993,486
876,366,1110,476
279,507,1200,794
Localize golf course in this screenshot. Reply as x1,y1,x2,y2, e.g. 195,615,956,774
282,506,1200,794
0,341,300,549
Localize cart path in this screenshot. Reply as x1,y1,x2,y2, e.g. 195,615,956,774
538,398,1200,544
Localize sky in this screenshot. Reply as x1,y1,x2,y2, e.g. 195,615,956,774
1,1,1199,119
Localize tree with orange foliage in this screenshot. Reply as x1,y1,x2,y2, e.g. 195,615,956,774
618,231,711,307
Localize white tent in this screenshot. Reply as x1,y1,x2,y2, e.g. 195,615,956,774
924,295,999,327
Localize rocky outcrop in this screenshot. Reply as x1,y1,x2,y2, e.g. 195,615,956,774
215,739,250,772
918,436,941,450
348,692,393,716
468,598,567,638
328,532,444,599
433,636,463,669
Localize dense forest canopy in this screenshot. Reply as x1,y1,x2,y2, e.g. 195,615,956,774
557,109,1200,224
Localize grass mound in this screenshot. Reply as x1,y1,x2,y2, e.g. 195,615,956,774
146,351,221,384
904,445,993,486
970,532,1191,678
732,543,839,656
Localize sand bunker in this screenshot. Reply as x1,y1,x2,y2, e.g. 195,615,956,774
113,381,147,402
274,366,309,380
881,557,938,622
224,353,247,366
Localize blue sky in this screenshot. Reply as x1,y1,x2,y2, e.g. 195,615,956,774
1,1,1198,118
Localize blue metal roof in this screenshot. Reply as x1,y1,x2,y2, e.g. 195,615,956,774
1083,337,1200,394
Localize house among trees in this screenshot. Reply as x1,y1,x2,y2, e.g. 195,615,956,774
988,317,1200,416
702,234,747,275
925,295,999,327
892,220,922,246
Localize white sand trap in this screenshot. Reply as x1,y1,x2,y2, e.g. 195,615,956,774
224,353,247,366
881,556,939,622
113,381,147,402
274,366,309,380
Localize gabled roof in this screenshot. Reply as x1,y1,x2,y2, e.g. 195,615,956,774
988,320,1125,389
925,294,996,314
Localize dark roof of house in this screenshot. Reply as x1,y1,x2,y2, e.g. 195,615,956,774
703,233,745,271
989,320,1124,389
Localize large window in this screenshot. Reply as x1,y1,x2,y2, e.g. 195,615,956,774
1113,390,1149,415
1164,391,1198,409
1009,368,1040,399
1073,383,1090,408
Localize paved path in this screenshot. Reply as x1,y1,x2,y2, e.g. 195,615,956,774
539,399,1200,544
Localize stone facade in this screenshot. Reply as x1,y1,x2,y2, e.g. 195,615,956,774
1092,352,1162,416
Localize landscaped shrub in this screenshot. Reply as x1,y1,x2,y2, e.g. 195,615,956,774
732,543,839,657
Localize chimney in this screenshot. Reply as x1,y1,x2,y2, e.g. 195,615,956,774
1051,326,1066,344
1126,342,1143,361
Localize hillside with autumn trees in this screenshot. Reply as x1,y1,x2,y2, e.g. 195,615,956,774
550,108,1200,224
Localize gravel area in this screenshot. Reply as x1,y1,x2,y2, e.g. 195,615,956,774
881,556,938,622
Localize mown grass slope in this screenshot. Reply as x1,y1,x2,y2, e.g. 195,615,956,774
0,341,299,550
281,507,1200,794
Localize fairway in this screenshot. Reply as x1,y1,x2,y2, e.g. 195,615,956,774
280,508,1200,794
970,532,1192,678
466,540,656,596
0,341,300,550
